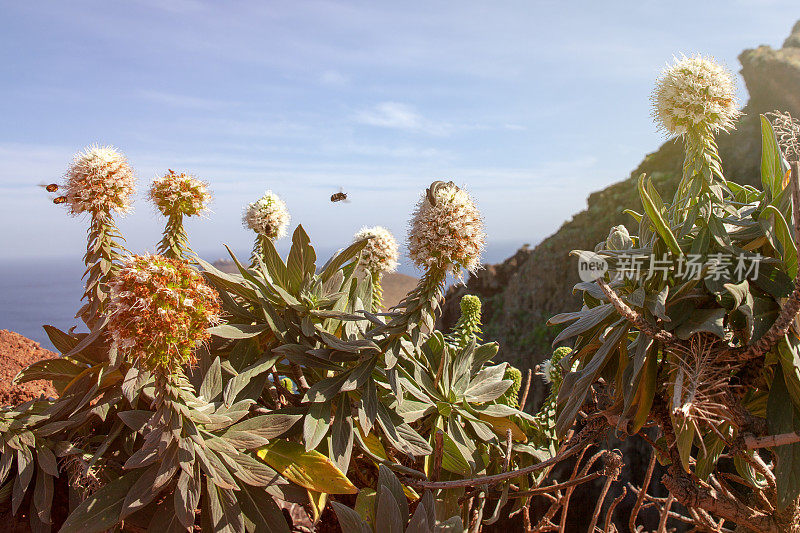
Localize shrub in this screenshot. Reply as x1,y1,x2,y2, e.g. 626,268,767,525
2,170,548,532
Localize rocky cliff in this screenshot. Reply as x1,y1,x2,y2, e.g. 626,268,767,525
442,20,800,387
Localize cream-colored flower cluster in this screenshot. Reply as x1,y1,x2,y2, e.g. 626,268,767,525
353,226,399,275
243,190,290,240
64,144,136,215
149,170,211,217
652,54,740,137
108,254,220,374
408,181,485,273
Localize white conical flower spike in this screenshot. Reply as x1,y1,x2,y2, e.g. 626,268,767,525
243,190,290,241
354,226,399,276
408,181,485,276
63,144,136,215
652,54,740,137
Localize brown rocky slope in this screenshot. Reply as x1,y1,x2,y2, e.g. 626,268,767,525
0,330,57,406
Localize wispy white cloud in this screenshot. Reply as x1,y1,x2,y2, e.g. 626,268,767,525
319,70,349,86
133,0,206,14
138,90,239,110
354,102,452,135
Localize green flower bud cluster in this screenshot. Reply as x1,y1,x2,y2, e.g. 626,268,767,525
534,347,574,444
498,365,522,408
449,294,482,349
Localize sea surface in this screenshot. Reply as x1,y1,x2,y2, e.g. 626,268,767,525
0,241,524,351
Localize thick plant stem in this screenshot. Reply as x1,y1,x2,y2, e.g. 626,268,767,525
250,234,271,267
671,124,725,227
371,271,383,313
158,213,190,261
80,213,127,329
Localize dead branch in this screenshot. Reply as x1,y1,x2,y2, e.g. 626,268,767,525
596,279,675,343
745,430,800,449
604,487,627,533
509,472,602,498
432,430,443,482
558,446,594,532
629,449,657,532
519,368,533,411
657,494,675,532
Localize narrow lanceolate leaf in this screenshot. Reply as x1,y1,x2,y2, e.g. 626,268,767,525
375,485,404,533
13,357,85,386
237,483,291,533
304,401,332,451
222,414,302,449
330,501,371,533
223,356,278,407
42,325,80,354
286,225,316,295
557,324,628,438
760,115,785,196
200,356,223,402
208,323,268,340
174,467,202,529
637,174,682,256
331,398,355,473
319,239,367,283
255,440,358,494
377,465,408,525
768,367,800,511
59,470,143,533
477,413,527,442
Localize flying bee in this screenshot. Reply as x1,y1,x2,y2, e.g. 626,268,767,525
52,196,67,204
330,187,349,203
38,182,59,192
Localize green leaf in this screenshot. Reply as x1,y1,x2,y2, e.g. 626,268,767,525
375,485,404,533
258,234,289,289
320,240,368,283
674,308,726,340
222,414,302,449
767,366,800,510
549,304,615,345
237,484,291,533
42,325,79,354
13,357,85,386
377,465,408,525
330,502,371,533
332,397,354,473
304,401,332,451
778,336,800,413
208,323,267,340
760,204,798,277
557,324,627,437
761,115,786,197
59,470,143,533
286,225,316,295
302,373,350,403
223,356,278,407
637,174,682,256
255,440,358,494
200,356,223,402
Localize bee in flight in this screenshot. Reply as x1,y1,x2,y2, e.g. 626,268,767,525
330,187,349,203
52,196,67,204
38,182,59,192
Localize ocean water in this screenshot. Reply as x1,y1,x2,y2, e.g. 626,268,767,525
0,241,523,351
0,257,87,348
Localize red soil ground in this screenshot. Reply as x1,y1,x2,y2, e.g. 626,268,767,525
0,330,57,406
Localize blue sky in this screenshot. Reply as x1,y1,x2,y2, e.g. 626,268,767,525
0,1,797,268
